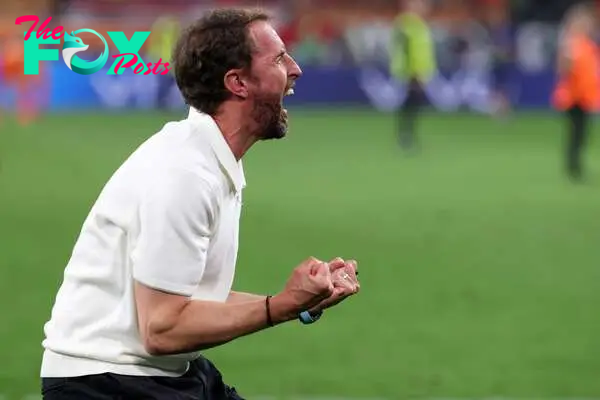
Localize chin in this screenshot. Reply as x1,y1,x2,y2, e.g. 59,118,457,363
254,90,292,140
259,107,288,140
276,110,289,137
260,124,287,141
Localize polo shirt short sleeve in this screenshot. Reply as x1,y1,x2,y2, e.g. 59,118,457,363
132,168,218,297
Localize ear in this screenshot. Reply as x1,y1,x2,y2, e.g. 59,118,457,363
224,69,248,99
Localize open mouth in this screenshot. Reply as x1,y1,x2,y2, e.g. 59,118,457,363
283,87,294,115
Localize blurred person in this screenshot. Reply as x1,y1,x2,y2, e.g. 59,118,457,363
447,23,470,71
149,15,180,110
390,0,436,151
484,0,514,119
552,2,599,181
0,31,47,126
40,8,360,400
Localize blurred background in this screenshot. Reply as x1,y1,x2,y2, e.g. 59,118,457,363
1,0,600,399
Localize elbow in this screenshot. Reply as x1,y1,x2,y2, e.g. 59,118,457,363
143,332,215,355
143,331,175,356
141,326,215,356
137,298,225,355
141,314,184,356
138,295,190,356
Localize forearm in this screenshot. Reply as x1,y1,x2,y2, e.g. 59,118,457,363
145,294,296,355
227,291,266,303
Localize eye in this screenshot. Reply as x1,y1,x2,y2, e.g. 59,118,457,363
276,52,286,63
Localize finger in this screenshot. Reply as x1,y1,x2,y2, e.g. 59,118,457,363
334,265,357,284
318,285,334,300
330,289,354,308
325,278,335,295
315,287,347,310
308,257,325,275
315,264,334,294
345,259,358,275
344,261,360,285
334,268,359,294
332,271,354,291
328,257,346,272
317,262,332,279
331,286,346,297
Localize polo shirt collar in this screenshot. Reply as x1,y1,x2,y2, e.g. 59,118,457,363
187,107,246,193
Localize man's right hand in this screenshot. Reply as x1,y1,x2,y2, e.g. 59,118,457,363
269,257,334,324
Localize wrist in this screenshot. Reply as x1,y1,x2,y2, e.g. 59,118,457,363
268,292,301,324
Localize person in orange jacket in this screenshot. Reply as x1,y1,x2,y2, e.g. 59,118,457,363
1,31,48,126
552,2,600,180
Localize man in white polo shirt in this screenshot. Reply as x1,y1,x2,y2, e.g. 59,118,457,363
40,8,360,400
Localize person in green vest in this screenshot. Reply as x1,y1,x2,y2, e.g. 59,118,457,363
390,0,436,151
149,16,180,110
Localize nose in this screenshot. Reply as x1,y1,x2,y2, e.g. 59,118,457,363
287,54,302,80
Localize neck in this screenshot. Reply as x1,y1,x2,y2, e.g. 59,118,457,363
212,105,258,160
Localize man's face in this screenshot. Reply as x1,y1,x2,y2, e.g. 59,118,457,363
405,0,430,16
581,13,596,34
246,20,302,140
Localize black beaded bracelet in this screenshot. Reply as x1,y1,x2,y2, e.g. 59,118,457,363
265,295,274,327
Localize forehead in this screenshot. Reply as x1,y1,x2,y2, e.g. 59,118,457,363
248,20,285,56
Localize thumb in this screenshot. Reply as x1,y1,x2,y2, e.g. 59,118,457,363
328,257,346,272
314,261,330,278
313,262,333,293
309,259,325,276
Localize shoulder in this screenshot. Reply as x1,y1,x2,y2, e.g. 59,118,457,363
131,119,227,210
140,118,222,180
140,164,222,230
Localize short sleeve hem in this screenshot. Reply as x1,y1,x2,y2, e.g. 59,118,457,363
133,273,196,297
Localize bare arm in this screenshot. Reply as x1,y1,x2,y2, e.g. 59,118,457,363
130,171,335,356
130,171,297,355
227,291,266,303
135,282,298,355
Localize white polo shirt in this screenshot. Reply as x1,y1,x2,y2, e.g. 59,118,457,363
40,108,245,378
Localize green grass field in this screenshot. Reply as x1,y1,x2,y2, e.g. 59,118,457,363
1,109,600,399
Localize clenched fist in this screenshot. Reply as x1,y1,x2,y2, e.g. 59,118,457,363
269,257,335,323
311,257,359,312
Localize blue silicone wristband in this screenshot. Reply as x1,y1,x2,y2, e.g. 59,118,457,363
299,310,323,324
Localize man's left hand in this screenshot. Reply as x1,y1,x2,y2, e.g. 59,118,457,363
311,257,359,312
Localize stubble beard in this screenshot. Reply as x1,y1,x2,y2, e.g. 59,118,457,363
251,92,288,140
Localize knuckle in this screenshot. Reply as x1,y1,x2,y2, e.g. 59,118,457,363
307,256,321,263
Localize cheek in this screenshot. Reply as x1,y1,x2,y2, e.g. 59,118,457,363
253,67,287,94
270,66,288,89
